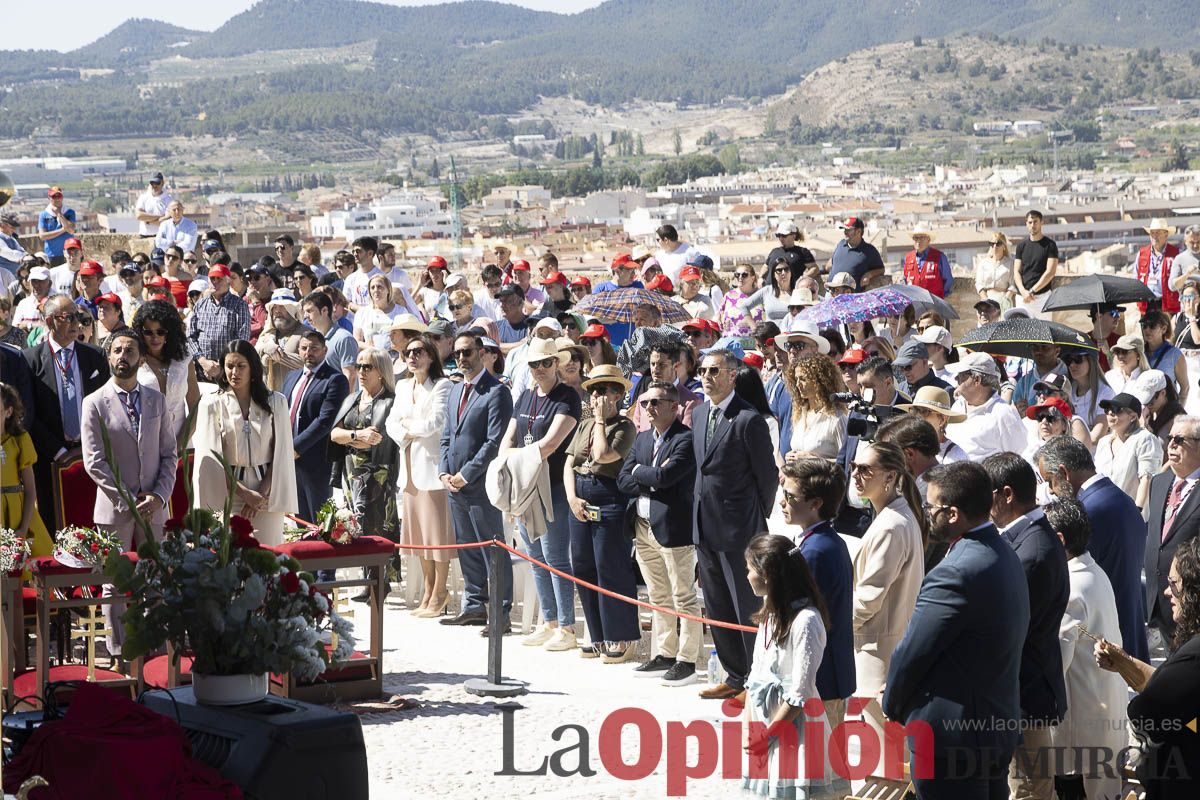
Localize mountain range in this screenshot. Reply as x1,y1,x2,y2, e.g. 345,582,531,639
1,0,1197,140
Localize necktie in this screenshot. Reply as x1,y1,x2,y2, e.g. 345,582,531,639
56,348,80,440
290,369,312,431
706,404,720,444
457,382,473,422
1163,478,1187,542
118,389,141,438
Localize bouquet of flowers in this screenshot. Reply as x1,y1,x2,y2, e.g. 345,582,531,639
54,525,121,569
104,452,355,681
312,499,363,545
0,528,30,574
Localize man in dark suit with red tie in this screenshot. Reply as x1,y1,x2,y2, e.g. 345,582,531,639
281,331,349,524
1146,417,1200,650
690,347,777,700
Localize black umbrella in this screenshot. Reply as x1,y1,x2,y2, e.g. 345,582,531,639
1040,274,1155,312
956,318,1098,358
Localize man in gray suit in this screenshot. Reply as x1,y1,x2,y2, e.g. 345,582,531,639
438,332,514,632
82,330,178,655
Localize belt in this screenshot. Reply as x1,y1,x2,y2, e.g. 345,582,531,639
0,485,23,494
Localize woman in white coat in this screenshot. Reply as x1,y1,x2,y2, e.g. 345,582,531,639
384,335,454,617
1044,499,1128,800
848,441,927,744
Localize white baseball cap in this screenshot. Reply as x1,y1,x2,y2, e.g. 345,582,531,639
944,351,1000,380
914,325,953,351
775,220,800,236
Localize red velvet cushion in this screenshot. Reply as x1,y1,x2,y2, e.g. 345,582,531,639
12,665,134,703
22,586,36,616
30,552,137,577
270,646,372,685
274,535,395,560
142,654,194,688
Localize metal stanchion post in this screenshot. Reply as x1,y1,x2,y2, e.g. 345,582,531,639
464,540,528,697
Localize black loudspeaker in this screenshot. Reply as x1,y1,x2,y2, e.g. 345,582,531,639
141,687,368,800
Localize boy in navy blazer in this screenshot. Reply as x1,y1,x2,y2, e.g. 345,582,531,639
777,457,856,729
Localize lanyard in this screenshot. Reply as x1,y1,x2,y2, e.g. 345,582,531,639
54,347,75,382
524,384,555,445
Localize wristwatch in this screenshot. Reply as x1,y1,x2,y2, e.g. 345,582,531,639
351,430,357,441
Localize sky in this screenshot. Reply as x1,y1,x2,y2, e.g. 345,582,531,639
16,0,603,52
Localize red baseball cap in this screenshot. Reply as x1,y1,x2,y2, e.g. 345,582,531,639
145,275,170,289
679,266,702,281
95,292,122,309
511,259,531,272
78,260,105,277
681,317,717,332
426,256,448,270
64,237,82,251
837,347,867,365
1025,396,1074,421
580,323,610,341
647,275,674,293
840,217,865,230
742,352,764,369
610,253,633,271
47,186,63,198
208,264,232,279
570,275,591,288
540,270,568,286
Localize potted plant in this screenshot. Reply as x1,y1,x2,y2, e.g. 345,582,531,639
105,451,354,705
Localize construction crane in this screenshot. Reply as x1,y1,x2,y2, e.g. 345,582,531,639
449,156,463,270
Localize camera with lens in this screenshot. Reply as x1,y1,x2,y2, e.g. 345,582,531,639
831,388,897,441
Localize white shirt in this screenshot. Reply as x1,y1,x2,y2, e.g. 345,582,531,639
790,409,848,460
655,243,699,283
974,256,1014,294
135,189,172,236
1094,427,1163,503
998,507,1046,541
13,294,45,328
154,216,199,253
342,268,381,309
635,426,668,520
49,264,78,297
679,293,716,321
946,393,1028,461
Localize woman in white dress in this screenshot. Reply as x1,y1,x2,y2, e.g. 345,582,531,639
784,354,848,462
847,442,927,744
1104,335,1148,394
742,534,845,799
132,299,199,448
353,274,408,350
1093,393,1164,512
192,340,297,546
974,233,1016,309
1065,351,1114,443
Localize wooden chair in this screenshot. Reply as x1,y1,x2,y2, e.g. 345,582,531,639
269,535,394,703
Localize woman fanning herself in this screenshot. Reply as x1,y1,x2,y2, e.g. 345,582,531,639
742,534,845,799
848,441,928,743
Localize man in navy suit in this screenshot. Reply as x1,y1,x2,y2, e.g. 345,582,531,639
884,461,1029,800
24,295,110,525
1144,416,1200,650
1035,434,1149,661
778,457,855,729
282,331,349,524
691,347,777,700
617,380,699,686
439,332,514,631
984,452,1069,800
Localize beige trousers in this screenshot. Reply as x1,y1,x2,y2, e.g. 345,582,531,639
1009,723,1057,800
632,517,702,665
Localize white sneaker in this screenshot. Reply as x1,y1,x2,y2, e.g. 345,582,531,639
544,627,578,652
521,624,557,647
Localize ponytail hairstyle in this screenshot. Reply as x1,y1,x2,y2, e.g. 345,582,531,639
865,440,930,549
746,534,830,648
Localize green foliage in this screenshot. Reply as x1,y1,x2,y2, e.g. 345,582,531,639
1163,140,1190,171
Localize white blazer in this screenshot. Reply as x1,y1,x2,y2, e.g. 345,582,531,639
385,375,451,492
1052,552,1128,800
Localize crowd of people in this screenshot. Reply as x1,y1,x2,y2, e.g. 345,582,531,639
4,199,1200,799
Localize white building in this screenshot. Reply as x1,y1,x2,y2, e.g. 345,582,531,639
309,190,452,240
0,156,128,184
481,185,552,217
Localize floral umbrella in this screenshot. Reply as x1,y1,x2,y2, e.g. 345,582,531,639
797,287,912,327
875,284,959,320
573,287,690,324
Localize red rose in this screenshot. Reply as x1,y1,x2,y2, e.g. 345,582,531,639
230,515,254,537
232,530,261,550
89,542,99,552
280,571,300,593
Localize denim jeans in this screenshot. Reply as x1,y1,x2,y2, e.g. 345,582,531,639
518,483,575,627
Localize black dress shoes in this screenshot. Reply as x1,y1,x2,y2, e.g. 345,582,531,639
440,610,487,626
479,618,512,637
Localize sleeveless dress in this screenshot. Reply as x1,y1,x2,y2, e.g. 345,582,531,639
137,356,193,438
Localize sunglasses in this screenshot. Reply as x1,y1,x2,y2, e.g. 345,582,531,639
528,357,558,370
448,304,466,312
454,348,477,358
352,363,376,371
696,366,727,377
165,254,180,261
638,397,670,408
589,385,621,395
404,348,427,359
1035,412,1061,424
1169,435,1200,447
784,341,811,352
733,272,753,279
141,327,166,338
1063,355,1088,365
781,488,802,506
849,462,876,477
773,266,790,274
